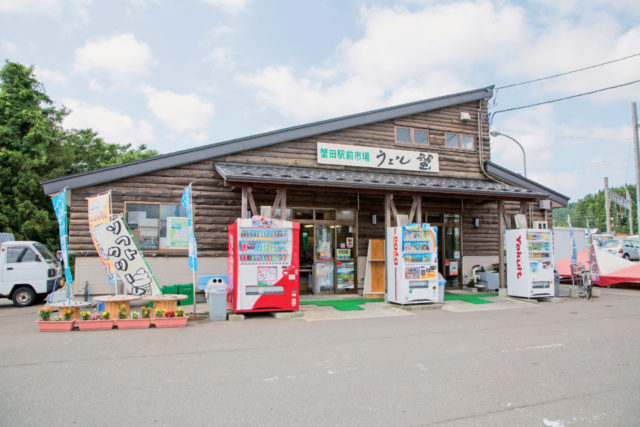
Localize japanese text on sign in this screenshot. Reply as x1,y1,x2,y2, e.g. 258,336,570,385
317,142,439,173
93,216,161,296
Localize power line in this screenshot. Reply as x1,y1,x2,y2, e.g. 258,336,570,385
490,79,640,121
497,52,640,90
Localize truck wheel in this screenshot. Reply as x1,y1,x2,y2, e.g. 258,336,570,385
12,286,36,307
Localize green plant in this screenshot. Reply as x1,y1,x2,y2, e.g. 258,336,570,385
140,306,150,319
62,308,73,321
54,316,62,321
118,304,127,319
80,311,91,320
38,307,53,321
176,307,185,318
102,311,110,320
130,311,139,319
154,308,165,318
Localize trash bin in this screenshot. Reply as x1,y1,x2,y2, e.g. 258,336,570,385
206,277,228,321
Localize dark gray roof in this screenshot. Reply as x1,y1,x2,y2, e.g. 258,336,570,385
214,162,546,199
484,161,569,206
41,86,494,195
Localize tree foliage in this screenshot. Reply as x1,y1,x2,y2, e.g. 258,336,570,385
0,61,157,248
553,185,637,235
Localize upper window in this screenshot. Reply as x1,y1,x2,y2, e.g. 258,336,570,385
125,202,188,251
445,133,475,150
395,127,429,145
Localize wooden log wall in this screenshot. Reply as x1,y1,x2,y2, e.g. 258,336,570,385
68,159,240,257
222,100,491,180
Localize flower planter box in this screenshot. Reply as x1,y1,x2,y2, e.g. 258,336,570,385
154,317,188,328
36,320,75,332
77,320,114,331
116,318,151,329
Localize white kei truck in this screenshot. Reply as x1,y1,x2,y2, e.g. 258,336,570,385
0,240,63,306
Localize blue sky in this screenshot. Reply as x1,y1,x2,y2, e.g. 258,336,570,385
1,0,639,202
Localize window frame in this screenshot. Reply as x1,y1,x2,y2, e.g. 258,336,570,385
394,126,430,147
445,132,476,150
124,201,188,253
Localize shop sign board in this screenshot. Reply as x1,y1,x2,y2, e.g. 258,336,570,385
317,142,439,173
88,192,116,284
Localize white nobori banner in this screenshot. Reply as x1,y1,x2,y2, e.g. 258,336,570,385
92,216,161,296
317,142,439,173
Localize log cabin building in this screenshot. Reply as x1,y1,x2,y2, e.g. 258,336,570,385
41,86,568,297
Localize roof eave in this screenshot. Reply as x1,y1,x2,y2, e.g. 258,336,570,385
484,161,569,206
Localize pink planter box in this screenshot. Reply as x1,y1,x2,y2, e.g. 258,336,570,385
154,317,188,328
36,320,75,332
77,320,114,331
116,318,151,329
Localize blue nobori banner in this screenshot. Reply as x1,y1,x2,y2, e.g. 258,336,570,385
52,188,73,286
181,184,198,271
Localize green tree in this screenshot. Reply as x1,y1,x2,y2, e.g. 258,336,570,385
554,185,637,235
0,61,157,247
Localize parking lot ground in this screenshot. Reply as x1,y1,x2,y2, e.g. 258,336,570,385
1,286,639,426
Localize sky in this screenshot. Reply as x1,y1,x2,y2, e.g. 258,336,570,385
1,0,639,203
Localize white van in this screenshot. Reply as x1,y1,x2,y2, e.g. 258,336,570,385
0,241,63,306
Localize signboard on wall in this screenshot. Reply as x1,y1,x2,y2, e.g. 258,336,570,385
317,142,439,173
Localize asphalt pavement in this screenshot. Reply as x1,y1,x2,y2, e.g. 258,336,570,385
1,287,639,426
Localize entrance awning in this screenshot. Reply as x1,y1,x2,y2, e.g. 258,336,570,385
214,162,546,199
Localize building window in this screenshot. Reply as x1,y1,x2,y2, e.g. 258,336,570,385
395,127,429,145
124,202,188,251
445,133,475,150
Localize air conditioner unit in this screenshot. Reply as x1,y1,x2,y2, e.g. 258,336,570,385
539,199,551,210
513,214,527,229
533,221,548,229
460,112,471,122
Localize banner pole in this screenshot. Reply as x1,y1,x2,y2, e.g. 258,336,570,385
191,184,197,319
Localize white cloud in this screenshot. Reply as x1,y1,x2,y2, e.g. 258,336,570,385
201,0,249,14
62,98,156,145
206,46,235,68
73,33,153,81
34,67,69,85
239,2,527,121
1,39,16,54
205,25,234,40
140,85,215,133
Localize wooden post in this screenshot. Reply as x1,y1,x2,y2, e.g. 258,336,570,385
385,194,391,228
498,200,506,294
241,187,248,219
281,188,287,219
416,196,422,224
247,187,258,217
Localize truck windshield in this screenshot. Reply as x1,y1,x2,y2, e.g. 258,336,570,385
33,242,58,263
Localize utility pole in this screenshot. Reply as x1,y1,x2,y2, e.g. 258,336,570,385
633,102,640,234
605,177,611,234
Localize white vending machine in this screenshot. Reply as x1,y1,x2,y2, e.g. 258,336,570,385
386,223,439,304
505,229,554,298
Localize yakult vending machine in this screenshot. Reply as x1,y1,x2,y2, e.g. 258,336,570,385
228,217,300,313
386,223,439,304
505,229,554,298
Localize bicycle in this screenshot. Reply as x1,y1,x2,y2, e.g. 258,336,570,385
570,264,592,300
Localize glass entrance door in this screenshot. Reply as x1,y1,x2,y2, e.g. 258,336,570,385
314,224,334,293
427,213,462,288
335,225,355,293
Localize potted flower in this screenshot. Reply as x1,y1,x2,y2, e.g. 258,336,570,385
154,308,188,328
37,307,74,332
141,306,151,319
116,308,151,330
77,311,114,331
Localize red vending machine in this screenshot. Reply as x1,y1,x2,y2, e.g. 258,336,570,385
228,217,300,313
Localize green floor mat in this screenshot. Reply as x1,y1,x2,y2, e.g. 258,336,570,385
301,294,497,310
444,292,498,304
300,298,384,311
